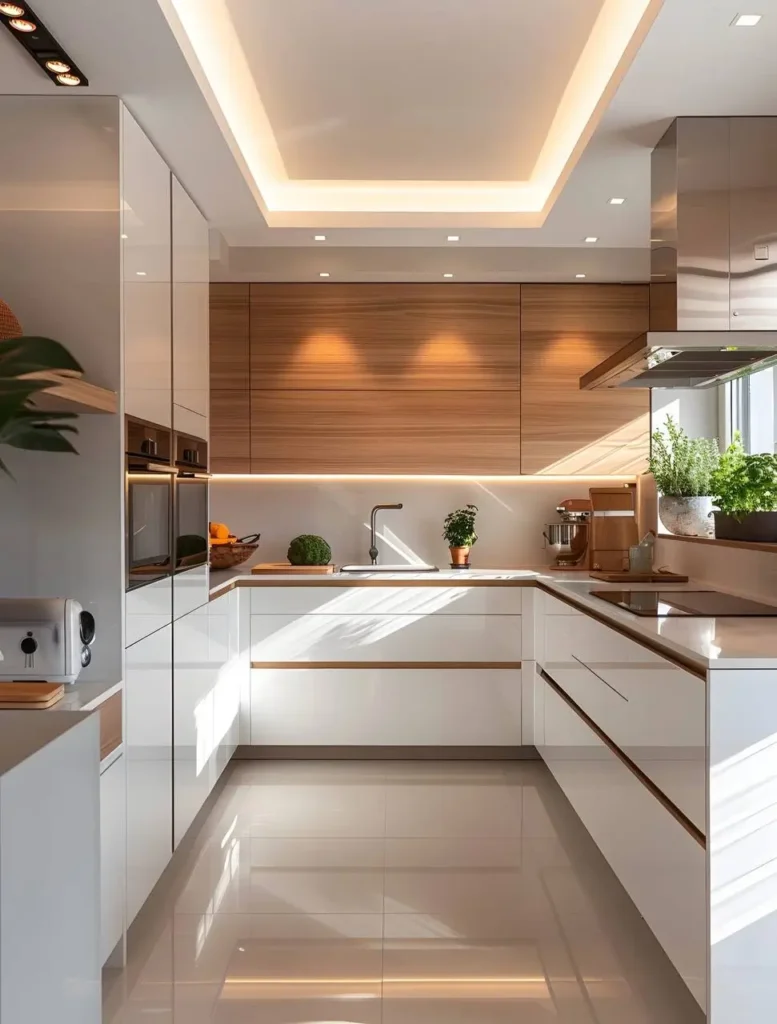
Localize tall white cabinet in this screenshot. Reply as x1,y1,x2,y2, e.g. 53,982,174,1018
122,108,172,428
172,176,210,440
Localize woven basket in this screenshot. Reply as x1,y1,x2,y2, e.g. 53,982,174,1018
0,299,23,340
209,533,260,571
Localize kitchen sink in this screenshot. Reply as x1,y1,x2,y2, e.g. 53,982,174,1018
339,564,440,573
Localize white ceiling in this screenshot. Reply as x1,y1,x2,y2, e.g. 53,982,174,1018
227,0,604,182
1,0,777,280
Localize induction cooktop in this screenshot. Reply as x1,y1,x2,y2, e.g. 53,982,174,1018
592,590,777,617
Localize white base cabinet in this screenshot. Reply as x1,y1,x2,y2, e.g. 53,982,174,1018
125,624,173,926
100,754,125,964
173,594,240,849
537,674,707,1009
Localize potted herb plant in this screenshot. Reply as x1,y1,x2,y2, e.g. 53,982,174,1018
649,415,719,537
443,504,478,567
710,434,777,542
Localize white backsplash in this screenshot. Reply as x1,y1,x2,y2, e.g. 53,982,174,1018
656,537,777,603
210,477,633,569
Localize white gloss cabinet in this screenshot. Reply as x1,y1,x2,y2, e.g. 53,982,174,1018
249,586,523,616
126,576,173,647
172,175,209,439
251,667,522,747
538,676,707,1009
173,594,240,848
125,624,173,926
122,107,172,428
99,754,125,964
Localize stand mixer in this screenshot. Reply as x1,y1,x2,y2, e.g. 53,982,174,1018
543,499,591,568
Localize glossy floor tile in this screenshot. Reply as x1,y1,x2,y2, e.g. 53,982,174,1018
104,760,704,1024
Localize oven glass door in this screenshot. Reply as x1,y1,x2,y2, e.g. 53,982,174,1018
175,476,209,571
127,471,173,588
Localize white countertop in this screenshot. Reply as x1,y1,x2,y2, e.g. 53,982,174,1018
537,571,777,672
211,565,777,672
52,679,122,713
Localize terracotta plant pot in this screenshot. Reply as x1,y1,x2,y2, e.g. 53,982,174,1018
449,545,471,567
658,495,713,537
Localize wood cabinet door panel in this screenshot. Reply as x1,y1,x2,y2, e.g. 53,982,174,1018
249,283,520,390
520,285,649,475
210,389,250,472
249,389,520,474
210,283,249,390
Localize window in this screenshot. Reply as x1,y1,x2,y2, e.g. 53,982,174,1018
724,367,777,453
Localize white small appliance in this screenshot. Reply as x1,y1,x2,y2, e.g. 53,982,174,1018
0,598,95,684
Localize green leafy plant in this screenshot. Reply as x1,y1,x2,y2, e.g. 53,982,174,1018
443,504,479,548
648,415,719,497
711,433,777,517
287,534,332,566
0,335,82,476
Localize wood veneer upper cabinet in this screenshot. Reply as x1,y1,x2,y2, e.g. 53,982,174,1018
249,390,520,475
520,285,650,475
210,284,249,389
249,283,520,390
210,284,250,471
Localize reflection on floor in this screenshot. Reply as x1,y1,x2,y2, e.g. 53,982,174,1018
103,760,704,1024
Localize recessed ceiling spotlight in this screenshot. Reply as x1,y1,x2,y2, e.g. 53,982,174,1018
1,5,88,84
443,273,454,278
136,271,147,276
56,72,81,85
584,236,598,243
447,235,460,242
575,273,587,279
45,59,70,73
0,4,26,16
732,14,762,26
608,197,625,205
9,16,35,30
319,272,330,278
313,234,326,241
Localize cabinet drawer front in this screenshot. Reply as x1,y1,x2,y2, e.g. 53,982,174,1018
250,586,523,616
100,755,125,964
251,668,521,747
538,678,706,1009
250,613,521,663
542,613,706,831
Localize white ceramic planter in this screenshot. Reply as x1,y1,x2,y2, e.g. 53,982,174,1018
659,496,714,537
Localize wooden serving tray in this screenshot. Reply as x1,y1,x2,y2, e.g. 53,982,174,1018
0,681,64,709
251,563,336,575
589,571,689,583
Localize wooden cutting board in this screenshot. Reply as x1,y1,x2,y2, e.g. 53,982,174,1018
589,571,689,583
251,563,336,575
0,681,64,709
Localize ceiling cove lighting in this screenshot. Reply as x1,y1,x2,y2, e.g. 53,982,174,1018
157,0,662,226
608,197,625,205
0,2,89,85
732,14,762,26
585,236,598,243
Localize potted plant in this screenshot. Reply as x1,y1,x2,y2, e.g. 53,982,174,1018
443,504,478,567
0,334,82,475
710,434,777,542
648,415,719,537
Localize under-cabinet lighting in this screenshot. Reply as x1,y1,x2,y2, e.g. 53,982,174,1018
211,473,637,482
608,197,625,205
584,236,598,243
732,14,762,26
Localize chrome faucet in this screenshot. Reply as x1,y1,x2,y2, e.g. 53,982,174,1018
369,504,403,565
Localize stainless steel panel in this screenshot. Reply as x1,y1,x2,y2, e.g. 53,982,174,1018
676,118,730,332
729,118,777,330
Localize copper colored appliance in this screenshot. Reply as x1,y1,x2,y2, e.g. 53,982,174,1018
588,485,639,573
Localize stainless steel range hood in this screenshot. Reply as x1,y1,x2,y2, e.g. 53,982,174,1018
582,118,777,390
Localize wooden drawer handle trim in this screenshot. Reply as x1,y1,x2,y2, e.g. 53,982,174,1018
252,660,522,670
98,691,123,762
540,667,705,848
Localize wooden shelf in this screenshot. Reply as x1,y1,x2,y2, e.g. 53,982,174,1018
28,373,117,415
658,533,777,555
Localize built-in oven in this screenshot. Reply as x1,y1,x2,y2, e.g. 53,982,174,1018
125,418,175,590
173,432,209,572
